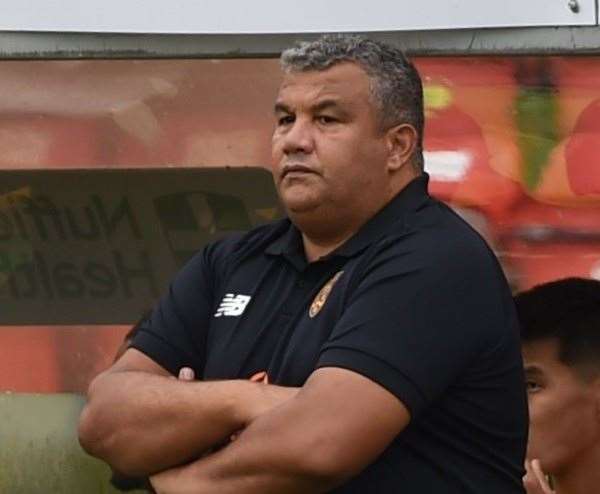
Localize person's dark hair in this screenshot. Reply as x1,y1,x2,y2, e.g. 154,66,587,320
281,34,424,172
514,277,600,377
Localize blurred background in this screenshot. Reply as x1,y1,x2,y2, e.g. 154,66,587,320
1,56,599,394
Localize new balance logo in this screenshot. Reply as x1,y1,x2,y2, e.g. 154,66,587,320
214,293,251,317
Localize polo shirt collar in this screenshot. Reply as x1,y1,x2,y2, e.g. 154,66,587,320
264,221,302,257
265,173,430,262
333,173,430,258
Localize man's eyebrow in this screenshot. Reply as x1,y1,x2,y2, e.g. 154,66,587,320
311,99,344,113
274,102,291,114
274,99,347,115
524,365,544,376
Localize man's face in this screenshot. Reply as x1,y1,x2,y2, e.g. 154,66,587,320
271,62,391,217
523,338,600,474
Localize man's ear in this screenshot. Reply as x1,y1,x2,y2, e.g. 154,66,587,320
385,123,418,173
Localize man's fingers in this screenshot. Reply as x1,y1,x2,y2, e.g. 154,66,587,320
523,459,554,494
523,460,540,494
178,367,195,381
531,459,554,493
249,371,268,384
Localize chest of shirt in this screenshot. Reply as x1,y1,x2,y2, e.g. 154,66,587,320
203,254,352,385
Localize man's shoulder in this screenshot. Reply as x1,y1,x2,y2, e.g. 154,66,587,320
363,198,512,312
384,198,497,269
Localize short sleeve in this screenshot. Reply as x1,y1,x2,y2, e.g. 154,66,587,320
130,244,218,377
317,239,501,417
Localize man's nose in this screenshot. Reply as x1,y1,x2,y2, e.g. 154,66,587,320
281,118,314,155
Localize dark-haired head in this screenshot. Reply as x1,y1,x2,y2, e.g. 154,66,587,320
280,34,424,172
514,277,600,379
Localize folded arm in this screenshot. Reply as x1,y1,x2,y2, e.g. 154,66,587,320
78,348,296,477
150,367,411,494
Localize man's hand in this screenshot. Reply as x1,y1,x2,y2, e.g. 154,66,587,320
241,381,299,425
150,468,186,494
150,369,298,494
523,459,555,494
231,372,297,442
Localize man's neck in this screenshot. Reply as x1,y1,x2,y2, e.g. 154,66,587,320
292,172,420,262
295,202,380,263
553,446,600,494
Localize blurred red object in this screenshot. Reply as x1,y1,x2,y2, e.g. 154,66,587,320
530,59,600,205
497,197,600,291
417,58,523,218
506,240,600,291
0,116,105,169
0,325,129,393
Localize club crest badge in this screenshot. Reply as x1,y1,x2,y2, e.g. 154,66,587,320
309,271,344,318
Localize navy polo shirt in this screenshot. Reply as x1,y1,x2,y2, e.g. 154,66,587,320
132,174,527,493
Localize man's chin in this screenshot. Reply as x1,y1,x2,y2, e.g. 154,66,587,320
283,198,321,215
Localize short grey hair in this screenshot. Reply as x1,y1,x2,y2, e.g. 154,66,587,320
281,34,424,171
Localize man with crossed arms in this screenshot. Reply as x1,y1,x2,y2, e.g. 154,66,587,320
79,35,527,493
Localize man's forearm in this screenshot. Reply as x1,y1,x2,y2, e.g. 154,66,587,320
79,370,255,476
150,394,348,494
150,432,334,494
149,367,409,494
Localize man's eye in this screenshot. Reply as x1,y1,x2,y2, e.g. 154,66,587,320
526,380,542,393
317,115,337,124
277,115,294,126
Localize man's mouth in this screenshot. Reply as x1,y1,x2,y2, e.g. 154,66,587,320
281,164,317,180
